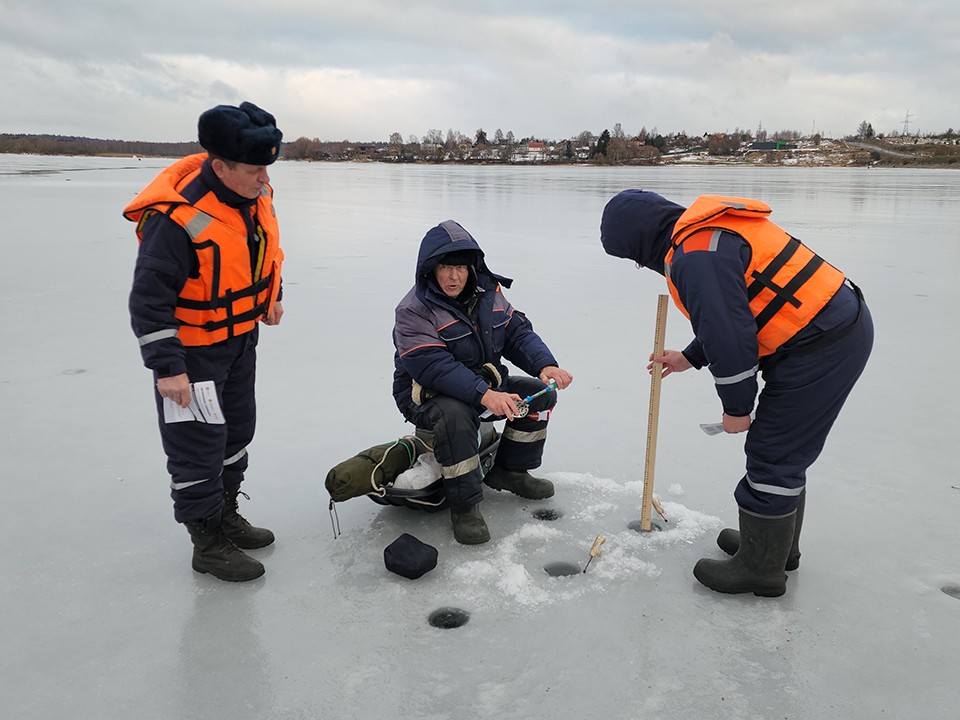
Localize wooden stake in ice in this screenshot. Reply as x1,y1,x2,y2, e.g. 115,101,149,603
639,295,669,532
582,534,606,573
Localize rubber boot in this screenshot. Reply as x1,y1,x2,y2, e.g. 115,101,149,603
185,508,265,582
222,486,275,549
483,465,554,500
450,504,491,545
717,490,805,571
693,508,796,597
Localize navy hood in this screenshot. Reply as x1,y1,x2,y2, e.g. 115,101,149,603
600,189,685,276
415,220,511,299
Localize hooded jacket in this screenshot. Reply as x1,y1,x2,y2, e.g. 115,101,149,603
601,190,847,418
599,189,685,275
392,220,558,418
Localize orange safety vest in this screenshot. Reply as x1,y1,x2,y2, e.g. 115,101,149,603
123,154,284,346
665,195,844,357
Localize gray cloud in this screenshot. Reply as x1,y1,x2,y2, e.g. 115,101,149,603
1,0,957,142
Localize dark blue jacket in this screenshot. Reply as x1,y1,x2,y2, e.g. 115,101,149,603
601,189,858,417
392,220,558,417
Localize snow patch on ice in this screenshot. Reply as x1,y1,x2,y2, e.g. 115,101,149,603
329,470,723,612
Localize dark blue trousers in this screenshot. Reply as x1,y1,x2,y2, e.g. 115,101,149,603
735,296,874,515
152,328,259,523
411,375,556,511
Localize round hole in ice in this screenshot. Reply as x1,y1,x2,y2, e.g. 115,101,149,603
627,519,663,533
941,585,960,600
543,561,580,577
428,607,470,629
531,508,563,521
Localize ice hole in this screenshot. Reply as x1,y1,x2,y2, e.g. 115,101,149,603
627,520,663,533
941,585,960,600
543,561,580,577
428,607,470,629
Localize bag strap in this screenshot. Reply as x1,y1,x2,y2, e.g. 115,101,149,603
369,435,429,496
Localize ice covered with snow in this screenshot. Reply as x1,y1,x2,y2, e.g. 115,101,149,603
2,155,959,719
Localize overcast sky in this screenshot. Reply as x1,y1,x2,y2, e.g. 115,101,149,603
1,0,957,143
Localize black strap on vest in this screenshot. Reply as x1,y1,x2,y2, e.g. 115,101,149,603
760,280,864,369
176,275,271,311
747,237,825,331
177,300,270,332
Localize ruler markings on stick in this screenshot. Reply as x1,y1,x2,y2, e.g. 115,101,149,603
640,294,669,532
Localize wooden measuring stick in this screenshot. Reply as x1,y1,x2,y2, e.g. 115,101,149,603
640,294,669,532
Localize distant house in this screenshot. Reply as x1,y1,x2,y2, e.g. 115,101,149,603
510,141,547,163
749,141,797,151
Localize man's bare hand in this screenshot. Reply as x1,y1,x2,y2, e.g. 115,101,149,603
722,413,751,434
538,365,574,390
481,389,523,420
156,373,191,408
647,349,692,379
263,301,283,326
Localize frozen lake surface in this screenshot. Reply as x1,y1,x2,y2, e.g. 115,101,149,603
2,155,959,719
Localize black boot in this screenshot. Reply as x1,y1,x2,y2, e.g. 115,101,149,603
693,508,796,597
717,490,805,571
483,465,554,500
185,508,265,582
451,504,491,545
222,487,275,549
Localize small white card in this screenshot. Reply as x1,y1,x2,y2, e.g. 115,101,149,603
163,380,225,424
699,422,725,436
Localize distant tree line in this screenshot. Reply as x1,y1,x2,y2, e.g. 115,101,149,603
0,133,201,157
4,123,958,166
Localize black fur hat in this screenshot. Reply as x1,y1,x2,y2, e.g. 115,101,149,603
197,101,283,165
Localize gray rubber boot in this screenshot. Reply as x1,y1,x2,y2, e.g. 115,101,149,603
222,487,275,549
451,504,491,545
483,466,554,500
694,508,796,597
717,490,805,571
185,508,265,582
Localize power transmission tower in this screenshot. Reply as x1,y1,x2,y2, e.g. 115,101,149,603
902,111,912,136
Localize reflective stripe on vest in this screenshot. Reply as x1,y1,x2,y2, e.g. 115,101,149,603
665,195,844,357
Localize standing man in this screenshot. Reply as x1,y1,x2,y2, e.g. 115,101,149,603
393,220,574,544
601,190,873,597
124,102,284,582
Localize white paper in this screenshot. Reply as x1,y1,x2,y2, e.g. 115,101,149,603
699,422,725,436
162,380,225,424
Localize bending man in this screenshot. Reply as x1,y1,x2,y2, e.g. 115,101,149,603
601,190,873,597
